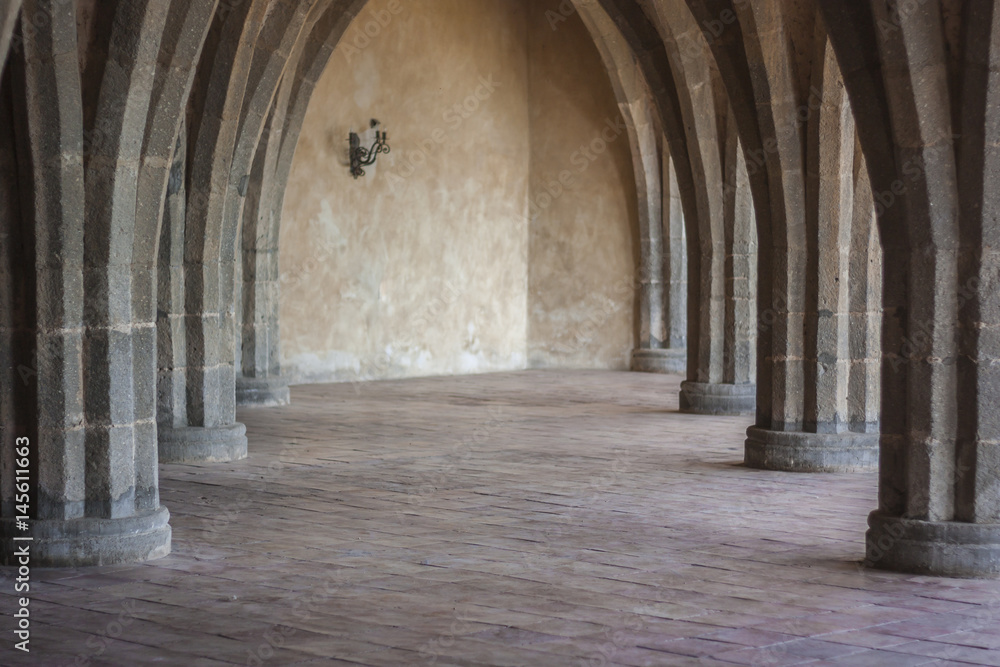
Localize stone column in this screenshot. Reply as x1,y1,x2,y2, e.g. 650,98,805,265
624,1,757,415
632,147,687,374
860,0,998,577
745,35,878,472
846,148,881,438
679,115,756,416
154,128,248,464
664,153,688,364
154,0,274,464
573,0,696,379
721,118,756,400
0,0,171,566
807,0,1000,577
227,0,318,408
237,97,291,407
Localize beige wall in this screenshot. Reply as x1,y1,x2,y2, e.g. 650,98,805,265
279,0,638,383
526,0,638,369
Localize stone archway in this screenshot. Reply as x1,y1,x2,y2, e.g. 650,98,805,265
235,0,690,399
1,0,996,578
820,0,1000,577
0,0,689,565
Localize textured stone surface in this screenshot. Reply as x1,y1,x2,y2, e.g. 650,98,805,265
153,0,268,460
631,347,686,374
0,508,170,567
0,0,177,567
605,0,759,415
235,375,291,408
820,0,1000,575
679,380,756,416
745,426,879,473
867,513,1000,578
157,424,248,464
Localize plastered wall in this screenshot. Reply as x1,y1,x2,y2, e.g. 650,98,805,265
279,0,638,383
526,1,638,369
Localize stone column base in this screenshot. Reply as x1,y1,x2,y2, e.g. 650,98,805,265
158,423,248,463
744,426,879,472
866,512,1000,578
631,348,686,374
679,381,755,415
236,376,291,407
0,507,171,567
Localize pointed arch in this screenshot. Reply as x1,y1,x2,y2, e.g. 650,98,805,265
154,0,274,462
0,0,188,565
572,0,687,372
641,0,758,414
232,0,366,404
238,0,684,397
820,0,1000,576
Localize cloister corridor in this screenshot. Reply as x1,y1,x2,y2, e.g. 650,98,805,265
4,0,1000,661
3,371,999,666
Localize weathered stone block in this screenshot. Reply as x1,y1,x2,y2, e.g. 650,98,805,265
679,381,756,416
158,423,247,463
745,426,878,473
83,264,133,327
84,423,137,519
0,507,170,567
630,347,686,374
866,511,1000,578
84,328,136,426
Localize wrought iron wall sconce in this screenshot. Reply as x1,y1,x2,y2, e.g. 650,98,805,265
350,119,390,179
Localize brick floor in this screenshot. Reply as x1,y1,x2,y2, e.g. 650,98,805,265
3,370,999,666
